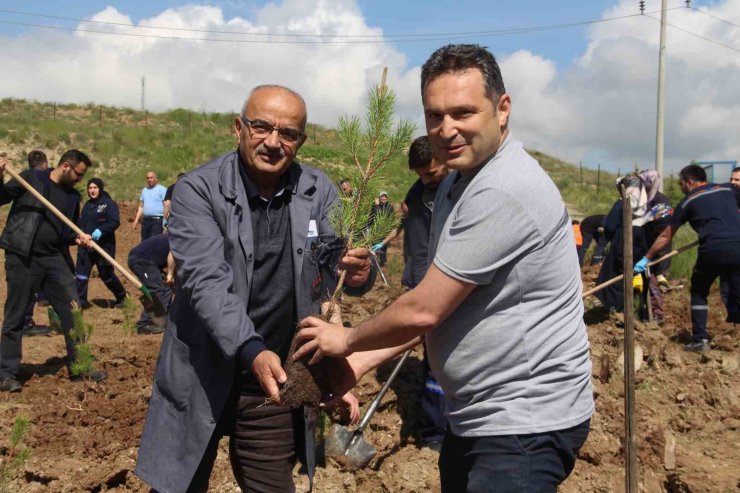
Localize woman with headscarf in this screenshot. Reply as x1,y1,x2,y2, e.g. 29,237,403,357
595,170,673,322
75,178,127,308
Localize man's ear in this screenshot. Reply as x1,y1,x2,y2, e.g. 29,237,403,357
496,94,511,129
233,117,243,144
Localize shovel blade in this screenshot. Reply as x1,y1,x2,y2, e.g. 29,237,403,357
325,424,354,458
345,436,377,470
138,286,167,327
324,424,377,470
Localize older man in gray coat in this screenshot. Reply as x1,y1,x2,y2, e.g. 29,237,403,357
135,85,373,493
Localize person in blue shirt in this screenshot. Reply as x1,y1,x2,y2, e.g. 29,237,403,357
132,171,167,241
75,178,127,309
636,164,740,352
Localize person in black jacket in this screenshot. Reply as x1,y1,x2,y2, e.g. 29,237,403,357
75,178,127,309
0,150,107,393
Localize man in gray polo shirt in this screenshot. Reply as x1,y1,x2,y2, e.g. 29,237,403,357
295,44,594,492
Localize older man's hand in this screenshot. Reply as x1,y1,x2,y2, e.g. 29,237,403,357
294,316,352,365
251,350,287,403
339,247,371,287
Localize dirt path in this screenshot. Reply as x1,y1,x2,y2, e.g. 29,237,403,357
0,205,737,492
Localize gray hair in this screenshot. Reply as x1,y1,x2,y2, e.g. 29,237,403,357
240,84,307,120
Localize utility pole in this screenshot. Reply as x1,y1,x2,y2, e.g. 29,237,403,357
655,0,668,191
141,76,146,112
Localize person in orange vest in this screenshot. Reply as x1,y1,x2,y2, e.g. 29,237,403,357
572,219,584,265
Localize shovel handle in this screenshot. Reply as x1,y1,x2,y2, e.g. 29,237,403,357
356,348,411,433
582,240,698,298
3,165,143,289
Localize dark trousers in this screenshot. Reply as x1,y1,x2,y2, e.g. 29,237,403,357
420,347,447,444
76,244,126,303
22,289,49,326
439,419,590,493
690,245,740,342
1,252,79,379
188,395,300,493
581,233,607,266
141,217,163,242
127,255,171,328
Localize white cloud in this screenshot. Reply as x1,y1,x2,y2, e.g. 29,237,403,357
0,0,420,126
500,0,740,172
0,0,738,173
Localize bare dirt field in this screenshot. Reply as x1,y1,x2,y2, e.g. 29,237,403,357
0,203,738,492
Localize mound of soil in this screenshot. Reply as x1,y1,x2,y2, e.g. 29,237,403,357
0,205,737,492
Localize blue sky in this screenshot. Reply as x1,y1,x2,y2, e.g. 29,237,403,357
0,1,628,71
0,1,738,173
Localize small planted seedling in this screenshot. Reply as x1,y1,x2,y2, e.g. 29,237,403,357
276,69,416,408
70,303,96,377
120,296,139,336
0,416,32,493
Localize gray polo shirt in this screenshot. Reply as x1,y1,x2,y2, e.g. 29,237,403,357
427,134,594,437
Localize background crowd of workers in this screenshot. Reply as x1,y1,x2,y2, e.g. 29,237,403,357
0,42,738,492
0,153,180,393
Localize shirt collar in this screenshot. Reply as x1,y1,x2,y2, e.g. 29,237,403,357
237,151,297,203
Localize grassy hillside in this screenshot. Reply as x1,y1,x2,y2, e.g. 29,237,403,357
0,98,696,276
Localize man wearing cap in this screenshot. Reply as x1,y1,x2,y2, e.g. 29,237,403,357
132,171,167,241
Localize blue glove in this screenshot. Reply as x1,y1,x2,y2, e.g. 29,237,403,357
372,242,384,252
634,256,649,273
91,229,102,241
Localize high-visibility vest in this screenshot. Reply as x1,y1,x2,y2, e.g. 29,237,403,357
572,224,583,246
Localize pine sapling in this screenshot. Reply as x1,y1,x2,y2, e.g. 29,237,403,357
70,303,96,376
0,416,32,493
278,69,416,408
120,296,139,336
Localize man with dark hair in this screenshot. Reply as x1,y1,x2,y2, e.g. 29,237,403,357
21,149,52,336
731,167,740,188
132,171,167,241
296,44,593,492
136,84,373,492
162,172,186,229
27,150,48,170
636,164,740,352
0,150,107,392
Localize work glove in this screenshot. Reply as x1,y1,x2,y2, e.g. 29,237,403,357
656,274,670,289
633,256,649,274
371,242,384,252
632,274,644,294
91,229,102,241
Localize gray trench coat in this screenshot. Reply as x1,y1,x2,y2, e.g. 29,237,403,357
135,151,372,493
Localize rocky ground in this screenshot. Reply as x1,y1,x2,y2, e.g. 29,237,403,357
0,203,737,492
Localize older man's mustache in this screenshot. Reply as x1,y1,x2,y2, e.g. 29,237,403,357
256,144,286,159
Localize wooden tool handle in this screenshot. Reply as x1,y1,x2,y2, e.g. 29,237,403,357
3,165,143,289
582,240,698,298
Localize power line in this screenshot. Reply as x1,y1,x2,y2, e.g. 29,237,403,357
0,6,684,43
646,14,740,53
691,6,740,29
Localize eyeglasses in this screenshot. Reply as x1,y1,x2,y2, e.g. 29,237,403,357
240,117,305,143
68,165,86,178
